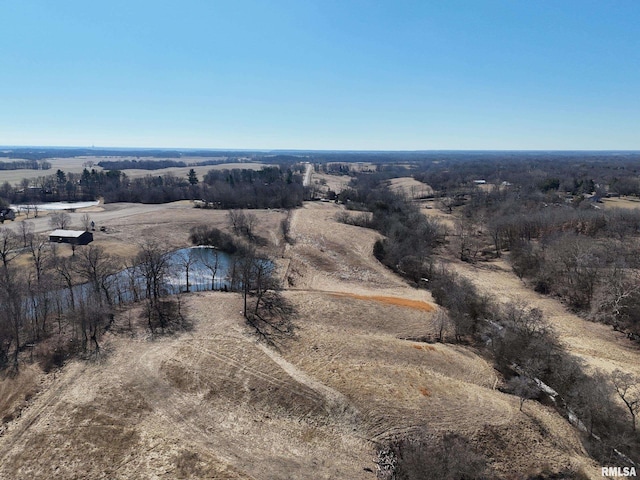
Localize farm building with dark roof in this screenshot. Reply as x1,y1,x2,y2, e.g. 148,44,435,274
49,229,93,245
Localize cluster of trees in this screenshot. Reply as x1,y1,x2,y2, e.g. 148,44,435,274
0,225,121,369
0,160,51,170
381,432,490,479
201,166,305,209
189,226,239,254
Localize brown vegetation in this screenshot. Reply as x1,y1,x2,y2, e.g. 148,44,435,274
0,192,630,479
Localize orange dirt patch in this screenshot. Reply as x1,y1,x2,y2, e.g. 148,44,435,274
419,387,430,397
330,293,435,312
411,344,436,351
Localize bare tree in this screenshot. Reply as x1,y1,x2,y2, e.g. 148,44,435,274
73,245,120,351
52,253,76,313
176,248,198,293
433,309,451,343
0,266,26,370
235,247,292,342
19,220,35,247
49,212,71,230
438,195,455,214
611,369,640,432
487,217,506,258
491,302,556,376
568,370,616,436
243,212,258,239
508,375,540,411
548,235,602,310
81,213,92,231
454,218,481,262
135,241,172,332
25,234,54,340
28,234,49,283
0,228,19,269
202,248,220,290
74,245,119,307
227,209,246,235
123,258,141,303
228,210,257,238
593,264,640,329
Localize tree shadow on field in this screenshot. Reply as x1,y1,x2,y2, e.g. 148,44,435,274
245,291,297,349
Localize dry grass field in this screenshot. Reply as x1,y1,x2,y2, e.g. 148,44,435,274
0,200,622,478
601,196,640,210
387,177,433,198
0,157,96,184
312,172,351,194
420,198,458,231
4,200,287,262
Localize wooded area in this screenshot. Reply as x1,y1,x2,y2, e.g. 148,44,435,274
332,154,640,473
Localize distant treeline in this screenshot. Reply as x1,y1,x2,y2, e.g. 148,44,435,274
0,160,51,170
0,165,305,208
97,159,187,170
313,152,640,196
412,154,640,195
97,158,231,170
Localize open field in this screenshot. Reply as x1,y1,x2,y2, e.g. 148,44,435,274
387,177,433,198
0,157,96,184
311,172,351,194
0,200,628,478
601,196,640,210
5,200,287,262
0,157,270,185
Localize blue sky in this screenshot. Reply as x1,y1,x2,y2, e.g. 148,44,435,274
1,1,638,150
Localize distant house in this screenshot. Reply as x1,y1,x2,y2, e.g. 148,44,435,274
473,179,487,185
49,229,93,245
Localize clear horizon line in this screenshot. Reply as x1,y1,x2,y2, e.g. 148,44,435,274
2,145,640,154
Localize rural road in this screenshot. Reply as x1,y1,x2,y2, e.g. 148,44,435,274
302,163,313,187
